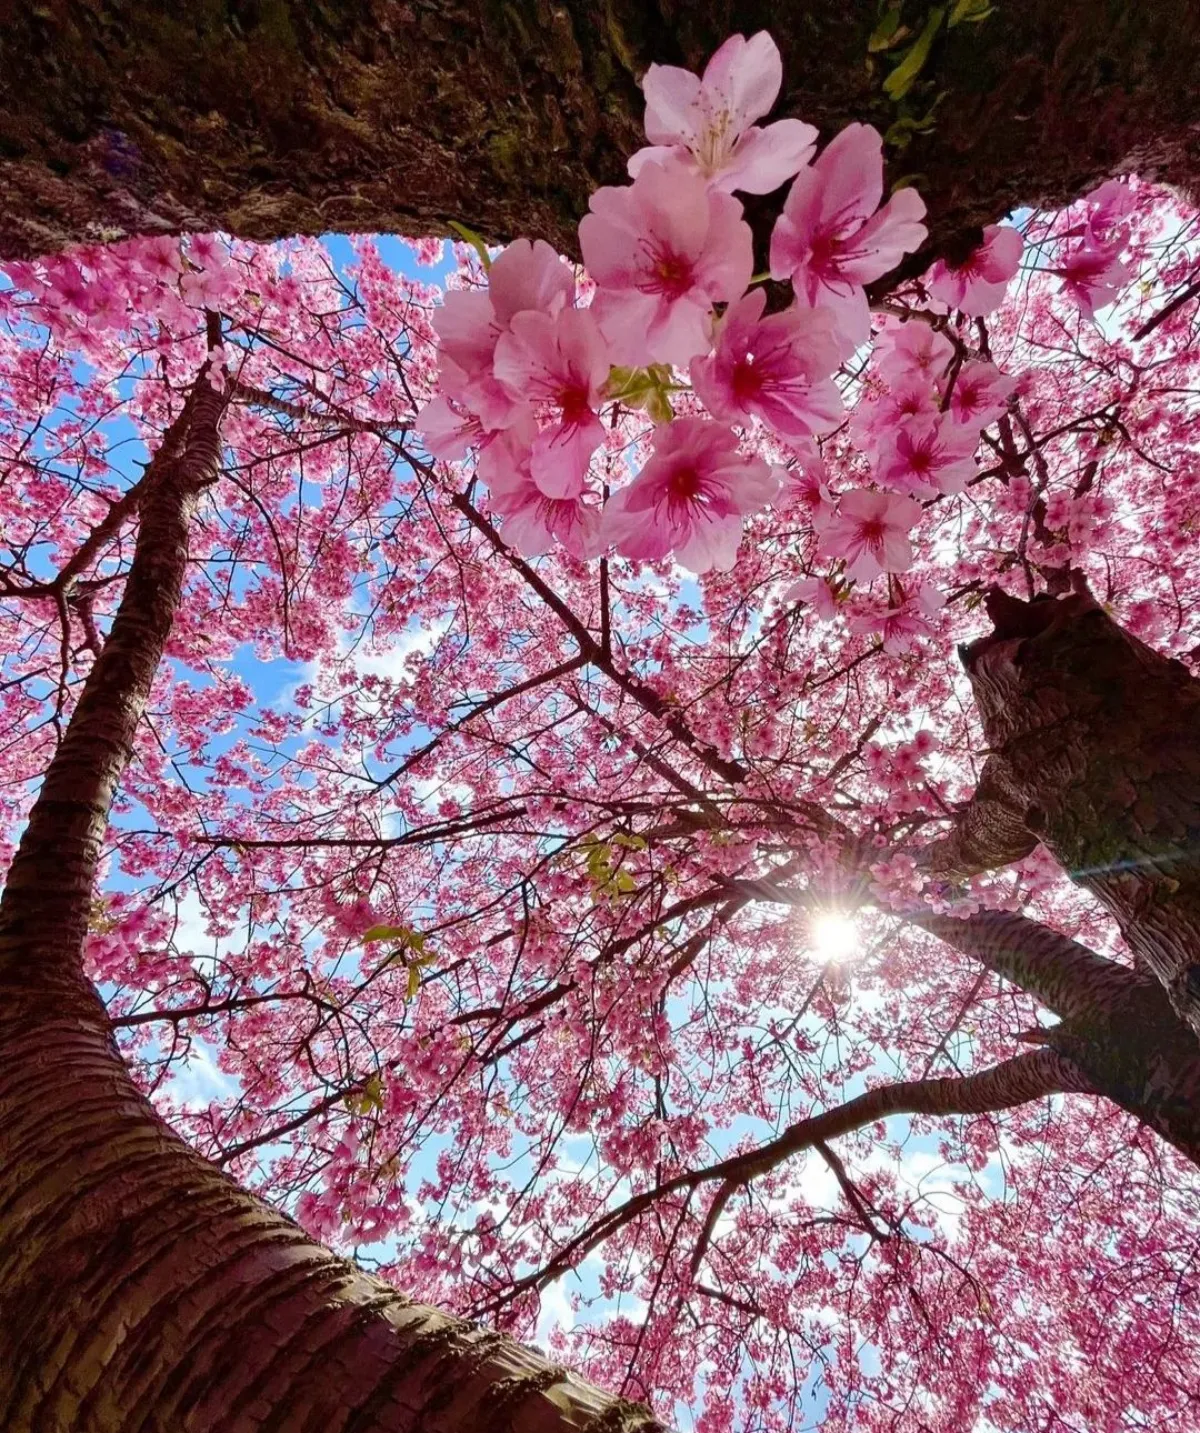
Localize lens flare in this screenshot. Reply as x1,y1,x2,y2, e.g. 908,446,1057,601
811,912,859,963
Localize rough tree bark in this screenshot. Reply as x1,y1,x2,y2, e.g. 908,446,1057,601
0,350,661,1433
0,1,1198,261
913,910,1200,1161
928,581,1200,1044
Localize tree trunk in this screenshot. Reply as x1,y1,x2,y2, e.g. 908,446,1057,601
0,995,658,1431
929,584,1200,1044
915,910,1200,1161
0,1,1198,261
0,356,659,1433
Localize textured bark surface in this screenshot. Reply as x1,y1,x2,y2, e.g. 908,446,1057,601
916,911,1200,1162
0,361,660,1433
1,1,1199,261
0,996,660,1432
930,585,1200,1043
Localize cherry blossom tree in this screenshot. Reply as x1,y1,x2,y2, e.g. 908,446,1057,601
3,28,1200,1433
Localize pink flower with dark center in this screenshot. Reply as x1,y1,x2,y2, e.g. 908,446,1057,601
690,288,844,441
781,441,837,530
433,238,574,429
41,263,93,319
1055,236,1131,319
948,361,1016,429
926,225,1024,317
770,124,928,349
493,307,610,498
850,582,945,653
874,414,977,497
628,32,818,196
851,374,940,459
579,161,754,368
820,488,922,580
478,421,601,560
188,234,226,269
134,238,185,284
601,416,780,573
875,320,954,385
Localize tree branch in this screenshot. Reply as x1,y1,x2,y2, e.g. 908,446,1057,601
0,355,226,1010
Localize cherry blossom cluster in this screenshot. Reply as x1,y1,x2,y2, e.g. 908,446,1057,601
415,31,1139,600
3,232,244,356
416,32,934,574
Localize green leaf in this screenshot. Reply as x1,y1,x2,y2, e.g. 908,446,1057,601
869,3,905,52
348,1072,385,1115
612,833,647,851
890,172,929,193
407,965,422,1000
644,388,675,423
949,0,994,24
447,221,493,271
361,924,411,944
883,100,942,149
883,7,945,100
605,364,675,423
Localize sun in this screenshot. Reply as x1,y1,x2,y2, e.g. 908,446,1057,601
811,911,859,963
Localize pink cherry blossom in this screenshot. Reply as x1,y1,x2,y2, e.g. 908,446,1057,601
39,262,93,320
781,442,836,529
948,360,1016,428
926,224,1024,317
493,307,610,498
820,487,922,579
875,318,954,385
1055,234,1131,318
134,238,185,284
478,422,600,559
628,32,817,195
433,239,574,428
1085,177,1136,237
601,416,779,572
690,288,844,441
874,413,978,497
851,581,945,653
849,601,931,654
579,161,754,367
851,374,940,459
180,260,240,311
769,124,928,348
786,575,839,619
413,394,486,461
